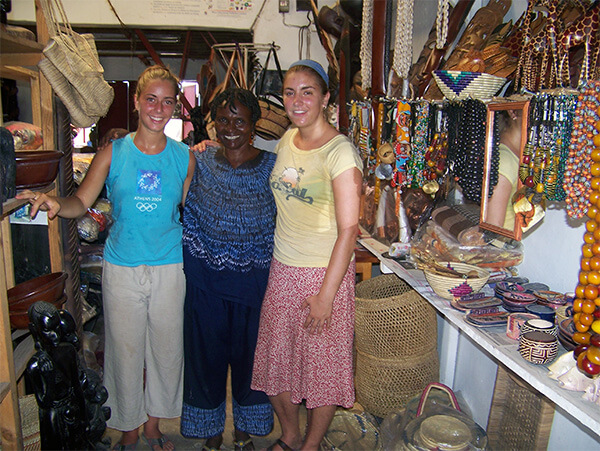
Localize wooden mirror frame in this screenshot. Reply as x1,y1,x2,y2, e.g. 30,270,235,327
480,100,531,241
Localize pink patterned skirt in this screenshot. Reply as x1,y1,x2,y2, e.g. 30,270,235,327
251,258,355,409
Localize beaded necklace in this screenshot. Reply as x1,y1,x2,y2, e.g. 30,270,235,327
407,100,429,188
424,105,448,182
447,99,487,203
564,81,600,218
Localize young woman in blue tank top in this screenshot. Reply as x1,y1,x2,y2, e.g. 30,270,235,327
18,65,195,451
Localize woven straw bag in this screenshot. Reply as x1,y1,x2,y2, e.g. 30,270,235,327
38,0,114,127
254,44,290,140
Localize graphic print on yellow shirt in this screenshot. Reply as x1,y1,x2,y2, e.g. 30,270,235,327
270,129,362,267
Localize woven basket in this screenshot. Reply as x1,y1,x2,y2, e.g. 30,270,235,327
355,348,440,418
433,70,507,100
355,275,437,358
423,262,490,300
486,365,555,450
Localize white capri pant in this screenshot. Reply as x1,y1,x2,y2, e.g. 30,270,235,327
102,261,185,431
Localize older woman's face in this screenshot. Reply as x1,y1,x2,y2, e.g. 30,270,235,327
214,100,254,151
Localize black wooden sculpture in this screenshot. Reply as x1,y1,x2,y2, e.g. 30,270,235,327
26,301,111,450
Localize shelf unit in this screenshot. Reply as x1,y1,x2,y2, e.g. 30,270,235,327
359,236,600,439
0,1,63,448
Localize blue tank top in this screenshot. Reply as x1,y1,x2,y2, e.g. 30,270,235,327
103,134,190,266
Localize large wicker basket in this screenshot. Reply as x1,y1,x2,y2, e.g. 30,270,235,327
355,275,437,358
355,348,440,418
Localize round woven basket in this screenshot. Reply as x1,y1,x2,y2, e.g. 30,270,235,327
423,262,490,300
355,348,440,419
432,70,507,100
355,275,437,358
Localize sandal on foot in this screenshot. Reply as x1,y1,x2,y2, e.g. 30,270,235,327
201,446,220,451
112,442,138,451
266,438,294,451
233,437,254,451
142,433,173,450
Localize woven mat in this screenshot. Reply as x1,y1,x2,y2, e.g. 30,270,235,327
486,365,554,450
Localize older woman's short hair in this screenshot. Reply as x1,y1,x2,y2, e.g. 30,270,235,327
210,88,261,124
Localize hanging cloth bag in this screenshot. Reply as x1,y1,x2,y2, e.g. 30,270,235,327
38,0,114,127
254,44,290,141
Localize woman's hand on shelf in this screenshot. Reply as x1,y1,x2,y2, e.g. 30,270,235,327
15,190,61,219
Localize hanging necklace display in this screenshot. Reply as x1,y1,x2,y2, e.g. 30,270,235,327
550,93,576,201
392,0,414,81
374,101,385,205
450,98,487,203
436,0,449,50
393,100,412,188
487,110,501,197
360,0,374,93
522,93,577,201
564,81,600,218
407,100,430,188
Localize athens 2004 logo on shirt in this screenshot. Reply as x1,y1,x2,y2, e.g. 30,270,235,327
135,169,161,212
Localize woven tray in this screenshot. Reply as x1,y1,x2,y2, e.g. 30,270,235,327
355,348,440,418
486,365,555,450
355,275,437,358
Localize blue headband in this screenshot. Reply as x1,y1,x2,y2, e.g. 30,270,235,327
288,59,329,87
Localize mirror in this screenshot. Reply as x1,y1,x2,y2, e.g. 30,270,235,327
480,100,531,241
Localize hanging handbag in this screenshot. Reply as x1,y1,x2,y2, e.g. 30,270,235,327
254,44,290,141
37,0,114,128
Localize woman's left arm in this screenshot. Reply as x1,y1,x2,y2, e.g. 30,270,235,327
302,166,362,334
181,150,196,205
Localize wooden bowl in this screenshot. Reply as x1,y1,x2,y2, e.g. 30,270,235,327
519,331,558,365
9,295,66,329
8,272,67,310
15,150,62,189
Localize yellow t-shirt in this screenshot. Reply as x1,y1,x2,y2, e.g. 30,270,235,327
498,143,519,230
270,128,363,267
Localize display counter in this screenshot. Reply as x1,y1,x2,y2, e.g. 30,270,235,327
358,236,600,438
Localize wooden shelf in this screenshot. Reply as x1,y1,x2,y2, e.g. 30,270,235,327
0,30,44,54
13,335,35,381
0,30,44,67
0,2,59,449
359,236,600,438
1,184,55,220
0,381,8,403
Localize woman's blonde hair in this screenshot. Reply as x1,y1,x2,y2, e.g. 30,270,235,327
135,65,180,99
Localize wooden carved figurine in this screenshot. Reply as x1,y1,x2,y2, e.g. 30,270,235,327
557,0,600,88
26,301,111,450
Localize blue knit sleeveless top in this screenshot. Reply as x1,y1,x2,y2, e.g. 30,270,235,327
104,134,190,266
182,146,276,272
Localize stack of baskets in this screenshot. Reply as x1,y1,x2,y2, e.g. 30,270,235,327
354,274,439,418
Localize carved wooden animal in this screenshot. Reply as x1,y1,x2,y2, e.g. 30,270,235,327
557,0,600,87
515,0,589,91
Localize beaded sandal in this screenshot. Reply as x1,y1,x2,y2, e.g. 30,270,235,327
233,437,254,451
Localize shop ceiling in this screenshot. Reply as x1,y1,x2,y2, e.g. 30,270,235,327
24,25,253,61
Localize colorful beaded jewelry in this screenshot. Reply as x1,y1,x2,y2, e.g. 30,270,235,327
564,81,600,218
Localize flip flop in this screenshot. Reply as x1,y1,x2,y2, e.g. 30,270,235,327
233,437,254,451
266,438,294,451
112,442,137,451
142,433,174,450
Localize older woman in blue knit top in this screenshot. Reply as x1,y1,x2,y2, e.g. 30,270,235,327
180,88,275,450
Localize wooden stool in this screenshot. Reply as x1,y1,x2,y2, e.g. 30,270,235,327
355,245,379,282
